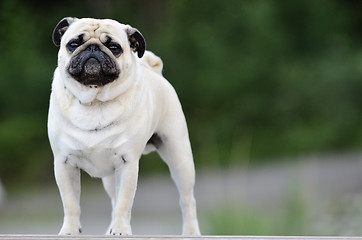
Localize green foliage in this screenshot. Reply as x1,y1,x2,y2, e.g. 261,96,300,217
205,182,312,235
205,196,309,236
157,0,362,164
206,189,362,236
1,0,362,184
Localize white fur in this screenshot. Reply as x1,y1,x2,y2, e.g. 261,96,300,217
48,18,200,235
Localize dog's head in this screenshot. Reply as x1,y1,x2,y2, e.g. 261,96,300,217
52,17,146,87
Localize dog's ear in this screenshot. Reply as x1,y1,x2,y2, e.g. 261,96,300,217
52,17,78,47
126,27,146,58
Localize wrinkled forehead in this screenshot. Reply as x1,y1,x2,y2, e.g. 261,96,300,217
64,18,128,43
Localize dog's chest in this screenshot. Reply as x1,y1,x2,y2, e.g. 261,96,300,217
62,119,142,176
60,117,139,177
58,104,149,178
65,146,125,177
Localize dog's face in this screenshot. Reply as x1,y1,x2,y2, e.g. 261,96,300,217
52,17,145,87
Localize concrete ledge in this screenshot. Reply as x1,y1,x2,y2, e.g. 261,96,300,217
0,235,362,240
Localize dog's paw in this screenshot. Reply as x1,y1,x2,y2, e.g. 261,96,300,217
108,225,132,235
59,228,82,235
59,223,82,235
108,229,130,235
182,222,201,236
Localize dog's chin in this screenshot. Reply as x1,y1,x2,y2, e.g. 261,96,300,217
73,74,118,87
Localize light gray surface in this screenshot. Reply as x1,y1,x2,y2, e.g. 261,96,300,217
1,234,362,240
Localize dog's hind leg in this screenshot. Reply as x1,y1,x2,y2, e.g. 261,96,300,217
156,131,201,235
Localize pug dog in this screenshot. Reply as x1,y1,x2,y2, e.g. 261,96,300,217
48,17,201,236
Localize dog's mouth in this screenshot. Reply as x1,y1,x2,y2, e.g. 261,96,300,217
68,44,120,86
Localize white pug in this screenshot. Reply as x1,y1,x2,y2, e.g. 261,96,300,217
48,17,200,235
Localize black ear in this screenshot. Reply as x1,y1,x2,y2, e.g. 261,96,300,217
52,17,78,47
126,27,146,58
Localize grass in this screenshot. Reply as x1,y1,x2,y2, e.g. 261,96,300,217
205,194,308,236
204,189,362,236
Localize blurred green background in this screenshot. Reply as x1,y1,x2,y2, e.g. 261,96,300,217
1,0,362,235
1,0,362,184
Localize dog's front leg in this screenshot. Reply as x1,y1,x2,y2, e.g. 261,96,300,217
54,158,82,235
109,158,139,235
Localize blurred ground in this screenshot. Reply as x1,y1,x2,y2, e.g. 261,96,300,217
1,153,362,235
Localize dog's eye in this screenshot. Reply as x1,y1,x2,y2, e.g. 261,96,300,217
107,43,123,56
66,40,81,52
70,42,79,48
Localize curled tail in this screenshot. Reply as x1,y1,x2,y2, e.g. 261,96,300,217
140,51,163,75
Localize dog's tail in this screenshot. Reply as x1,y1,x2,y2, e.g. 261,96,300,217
140,51,163,75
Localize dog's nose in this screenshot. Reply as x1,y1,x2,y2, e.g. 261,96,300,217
86,45,100,52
